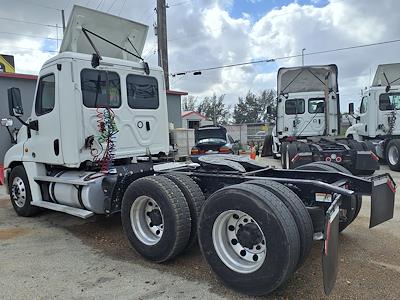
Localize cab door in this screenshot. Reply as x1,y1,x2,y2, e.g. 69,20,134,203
283,98,305,136
23,66,63,164
358,96,369,135
306,97,325,135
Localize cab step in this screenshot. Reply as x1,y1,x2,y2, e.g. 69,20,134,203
31,201,94,219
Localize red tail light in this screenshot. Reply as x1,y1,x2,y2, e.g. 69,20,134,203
191,148,199,155
219,146,231,154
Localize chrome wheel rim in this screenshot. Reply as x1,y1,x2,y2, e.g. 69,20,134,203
130,196,164,245
388,145,399,166
11,177,26,208
212,210,266,274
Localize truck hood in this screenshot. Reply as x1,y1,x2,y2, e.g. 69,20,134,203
60,5,148,62
277,65,338,95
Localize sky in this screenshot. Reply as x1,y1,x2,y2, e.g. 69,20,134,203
1,0,400,112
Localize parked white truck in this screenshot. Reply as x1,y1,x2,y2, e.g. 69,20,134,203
266,65,379,175
346,63,400,170
0,6,396,297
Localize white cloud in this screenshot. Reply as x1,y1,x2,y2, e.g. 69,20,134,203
2,0,400,112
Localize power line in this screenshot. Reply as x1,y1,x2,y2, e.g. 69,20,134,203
107,0,119,12
96,0,106,10
0,30,62,41
19,0,62,11
171,38,400,76
118,0,127,16
0,45,58,53
168,0,191,7
64,0,73,10
0,16,59,29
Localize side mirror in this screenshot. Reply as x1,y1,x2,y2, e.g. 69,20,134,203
8,87,24,117
348,103,354,115
1,118,13,127
266,106,272,114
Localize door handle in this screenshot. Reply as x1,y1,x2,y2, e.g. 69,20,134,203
146,121,150,131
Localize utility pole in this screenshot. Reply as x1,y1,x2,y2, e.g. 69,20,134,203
156,0,170,90
301,48,306,66
61,10,66,33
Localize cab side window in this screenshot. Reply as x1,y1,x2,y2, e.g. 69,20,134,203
360,96,368,114
285,99,305,115
379,93,400,111
35,74,55,116
126,74,159,109
81,69,121,108
308,98,325,113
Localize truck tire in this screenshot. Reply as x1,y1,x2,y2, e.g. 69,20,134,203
295,162,362,232
244,180,313,269
309,161,350,174
198,183,300,296
385,139,400,171
8,165,40,217
162,173,205,250
121,176,191,262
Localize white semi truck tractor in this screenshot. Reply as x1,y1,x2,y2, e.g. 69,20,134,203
346,63,400,171
0,6,396,297
266,65,379,175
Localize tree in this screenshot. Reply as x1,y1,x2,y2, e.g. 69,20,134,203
181,95,197,111
258,89,277,123
232,89,276,124
197,94,231,124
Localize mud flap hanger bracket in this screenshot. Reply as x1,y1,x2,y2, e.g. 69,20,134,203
322,195,341,295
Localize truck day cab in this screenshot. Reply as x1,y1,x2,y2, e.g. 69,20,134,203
269,65,379,174
346,63,400,171
0,6,396,296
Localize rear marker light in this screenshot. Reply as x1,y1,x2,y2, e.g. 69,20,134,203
387,179,396,193
335,156,342,163
370,151,379,161
325,157,332,162
291,154,300,163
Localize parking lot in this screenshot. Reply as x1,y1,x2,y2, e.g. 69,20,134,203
1,158,400,299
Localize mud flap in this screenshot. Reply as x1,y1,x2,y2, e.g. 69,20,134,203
370,176,396,228
322,199,340,295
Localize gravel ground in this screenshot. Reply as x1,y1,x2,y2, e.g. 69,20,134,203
0,159,399,299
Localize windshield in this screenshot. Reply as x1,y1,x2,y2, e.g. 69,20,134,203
196,128,227,142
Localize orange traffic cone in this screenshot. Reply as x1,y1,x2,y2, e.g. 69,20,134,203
250,146,256,160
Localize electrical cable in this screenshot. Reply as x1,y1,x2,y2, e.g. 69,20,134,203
0,30,61,41
170,38,400,77
107,0,119,12
0,16,59,28
18,0,62,11
118,0,127,16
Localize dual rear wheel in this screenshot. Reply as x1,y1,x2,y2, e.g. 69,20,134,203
121,173,205,262
198,181,313,296
122,175,313,295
